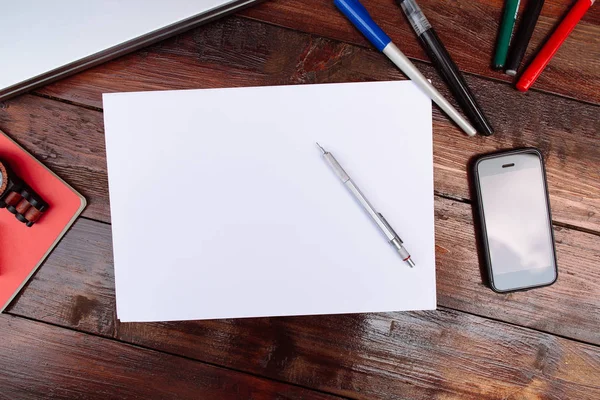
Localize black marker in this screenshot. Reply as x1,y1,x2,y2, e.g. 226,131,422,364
396,0,494,136
505,0,545,76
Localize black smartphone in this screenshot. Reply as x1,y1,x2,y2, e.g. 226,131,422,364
472,148,558,293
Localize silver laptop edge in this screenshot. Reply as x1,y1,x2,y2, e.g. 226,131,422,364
0,0,263,102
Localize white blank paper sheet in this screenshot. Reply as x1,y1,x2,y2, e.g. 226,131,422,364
103,81,436,322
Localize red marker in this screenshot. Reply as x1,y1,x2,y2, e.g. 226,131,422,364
516,0,595,92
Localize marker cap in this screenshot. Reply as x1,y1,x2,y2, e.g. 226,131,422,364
334,0,392,51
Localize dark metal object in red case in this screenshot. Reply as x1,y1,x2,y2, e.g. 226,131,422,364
0,159,48,227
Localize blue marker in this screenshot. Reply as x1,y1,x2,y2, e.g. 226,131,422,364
334,0,477,137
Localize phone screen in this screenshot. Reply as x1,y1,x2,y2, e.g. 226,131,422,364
477,152,557,291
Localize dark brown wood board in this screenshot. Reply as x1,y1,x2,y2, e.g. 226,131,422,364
1,16,597,345
0,2,599,397
15,17,600,232
8,196,599,346
0,314,339,400
238,0,600,104
5,219,600,399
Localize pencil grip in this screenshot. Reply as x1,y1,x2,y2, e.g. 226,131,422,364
324,153,350,183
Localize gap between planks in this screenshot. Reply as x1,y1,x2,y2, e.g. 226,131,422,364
7,305,600,399
71,190,600,238
5,312,351,400
11,244,599,350
235,14,600,108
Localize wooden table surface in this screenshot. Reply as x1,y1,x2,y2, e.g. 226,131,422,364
1,0,599,398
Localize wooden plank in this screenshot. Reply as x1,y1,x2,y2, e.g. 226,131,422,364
237,0,600,104
434,197,600,344
8,195,600,344
6,217,600,399
17,17,600,232
0,96,109,223
0,314,339,400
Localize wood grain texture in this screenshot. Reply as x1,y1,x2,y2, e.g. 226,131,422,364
0,4,598,399
434,197,600,344
0,314,339,400
0,96,108,222
8,195,600,344
27,17,600,232
6,218,600,399
238,0,600,104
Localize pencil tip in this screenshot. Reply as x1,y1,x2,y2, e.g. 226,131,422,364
316,142,326,153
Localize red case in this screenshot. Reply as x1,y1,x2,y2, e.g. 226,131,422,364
0,130,86,311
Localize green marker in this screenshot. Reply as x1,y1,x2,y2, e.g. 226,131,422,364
494,0,521,69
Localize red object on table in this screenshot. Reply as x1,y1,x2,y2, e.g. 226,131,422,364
516,0,595,92
0,130,85,311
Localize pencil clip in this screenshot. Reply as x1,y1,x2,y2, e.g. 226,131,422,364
378,212,401,241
